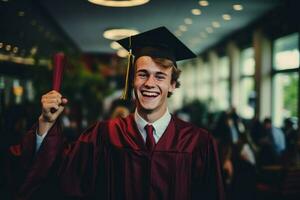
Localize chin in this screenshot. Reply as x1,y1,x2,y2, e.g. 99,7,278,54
138,102,158,113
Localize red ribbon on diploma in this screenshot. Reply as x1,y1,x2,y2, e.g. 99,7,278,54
51,53,65,113
53,52,65,92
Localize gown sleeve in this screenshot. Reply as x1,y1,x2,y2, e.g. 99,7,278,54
5,120,104,200
5,121,63,200
192,133,226,200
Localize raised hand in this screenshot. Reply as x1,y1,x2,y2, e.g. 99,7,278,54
38,90,68,135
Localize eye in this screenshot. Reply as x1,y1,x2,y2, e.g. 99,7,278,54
137,72,147,78
156,74,166,80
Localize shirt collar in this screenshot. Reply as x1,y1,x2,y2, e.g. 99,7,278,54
134,109,171,143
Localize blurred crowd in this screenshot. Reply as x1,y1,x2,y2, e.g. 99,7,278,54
176,104,299,200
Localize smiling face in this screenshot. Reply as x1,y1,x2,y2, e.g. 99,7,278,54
134,56,176,120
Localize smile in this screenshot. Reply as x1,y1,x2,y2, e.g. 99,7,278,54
141,90,160,97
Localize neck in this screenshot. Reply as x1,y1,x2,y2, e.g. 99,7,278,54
137,107,167,123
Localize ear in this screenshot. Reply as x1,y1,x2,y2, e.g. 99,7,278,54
169,81,176,93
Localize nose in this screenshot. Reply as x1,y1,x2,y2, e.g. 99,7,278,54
144,74,155,88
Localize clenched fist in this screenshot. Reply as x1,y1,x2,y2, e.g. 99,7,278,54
38,90,68,135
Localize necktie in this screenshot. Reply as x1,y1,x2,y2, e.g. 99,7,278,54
145,124,155,151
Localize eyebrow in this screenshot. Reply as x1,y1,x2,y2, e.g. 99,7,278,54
136,69,167,75
136,69,148,73
156,71,167,76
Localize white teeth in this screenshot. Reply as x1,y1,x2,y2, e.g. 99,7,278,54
142,91,159,97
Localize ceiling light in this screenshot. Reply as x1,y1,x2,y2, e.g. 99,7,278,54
88,0,149,7
199,0,209,7
233,4,243,11
206,27,213,33
212,21,220,28
5,44,11,51
103,28,139,40
222,14,231,21
191,9,201,15
13,47,18,54
2,0,9,2
174,30,182,37
184,18,193,25
0,42,3,48
117,49,128,58
30,47,38,55
110,41,122,50
179,25,187,32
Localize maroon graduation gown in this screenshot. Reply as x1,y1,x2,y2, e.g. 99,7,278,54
6,114,225,200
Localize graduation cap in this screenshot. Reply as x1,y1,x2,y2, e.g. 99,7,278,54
116,26,197,100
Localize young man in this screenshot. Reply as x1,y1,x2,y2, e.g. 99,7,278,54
6,27,225,200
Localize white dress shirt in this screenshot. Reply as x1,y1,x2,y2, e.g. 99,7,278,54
36,131,47,151
134,109,171,143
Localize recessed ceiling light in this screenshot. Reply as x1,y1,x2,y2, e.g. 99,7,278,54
110,41,122,50
191,8,201,15
88,0,149,7
233,4,243,11
184,18,193,25
30,47,38,55
103,28,139,40
212,21,220,28
175,30,182,37
13,47,18,54
5,44,11,51
179,25,187,32
117,49,128,58
206,27,213,33
222,14,231,21
199,0,209,7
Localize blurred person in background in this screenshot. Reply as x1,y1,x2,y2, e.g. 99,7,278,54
214,110,256,200
258,118,286,165
282,118,299,167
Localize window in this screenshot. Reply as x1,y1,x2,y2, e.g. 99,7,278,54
217,56,230,110
273,33,299,70
239,47,255,119
272,33,299,127
199,62,211,101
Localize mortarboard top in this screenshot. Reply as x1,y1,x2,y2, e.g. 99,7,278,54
117,26,197,64
116,26,196,100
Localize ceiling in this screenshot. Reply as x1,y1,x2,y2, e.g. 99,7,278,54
37,0,280,55
40,0,279,53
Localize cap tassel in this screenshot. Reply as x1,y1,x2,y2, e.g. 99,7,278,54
121,49,134,100
121,36,134,100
